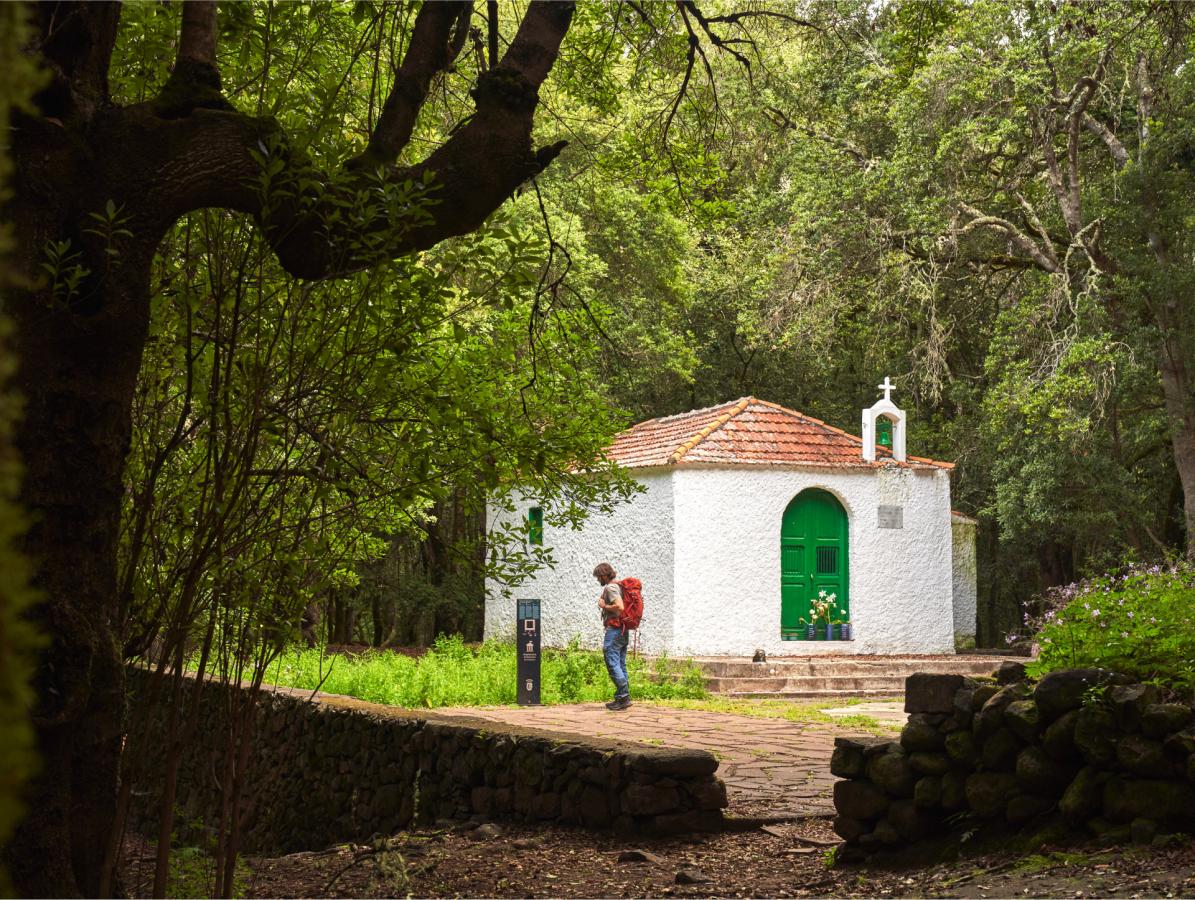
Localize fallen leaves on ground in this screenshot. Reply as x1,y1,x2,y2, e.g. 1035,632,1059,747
123,819,1195,899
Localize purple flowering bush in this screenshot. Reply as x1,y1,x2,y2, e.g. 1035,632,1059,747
1020,562,1195,694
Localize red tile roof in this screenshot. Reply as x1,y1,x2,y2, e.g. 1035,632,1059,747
606,397,953,471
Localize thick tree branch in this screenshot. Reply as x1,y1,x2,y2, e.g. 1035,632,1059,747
33,1,121,121
156,0,229,118
958,201,1062,274
1083,113,1130,169
120,1,575,281
1014,192,1055,252
178,1,218,68
359,1,472,165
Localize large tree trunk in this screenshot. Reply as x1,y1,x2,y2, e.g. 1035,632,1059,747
1158,338,1195,559
3,3,575,894
1,92,156,895
3,234,151,895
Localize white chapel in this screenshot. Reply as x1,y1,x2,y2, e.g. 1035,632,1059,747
485,385,978,657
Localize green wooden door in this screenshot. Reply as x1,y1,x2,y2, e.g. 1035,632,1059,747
780,489,849,638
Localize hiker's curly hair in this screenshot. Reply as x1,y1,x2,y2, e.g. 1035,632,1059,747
593,562,616,581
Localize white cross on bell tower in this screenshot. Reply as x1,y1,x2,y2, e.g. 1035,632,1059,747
861,376,906,463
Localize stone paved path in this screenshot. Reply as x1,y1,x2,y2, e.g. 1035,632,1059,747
434,702,891,818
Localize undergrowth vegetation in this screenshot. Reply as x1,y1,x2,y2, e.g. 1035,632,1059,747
1023,563,1195,694
267,635,707,707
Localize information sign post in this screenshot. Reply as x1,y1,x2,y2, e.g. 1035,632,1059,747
516,599,541,706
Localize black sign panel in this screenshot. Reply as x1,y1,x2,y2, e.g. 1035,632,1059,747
517,599,541,705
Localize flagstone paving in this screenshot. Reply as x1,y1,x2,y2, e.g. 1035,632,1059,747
433,702,902,818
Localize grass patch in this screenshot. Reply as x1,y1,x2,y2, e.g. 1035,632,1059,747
1012,850,1110,874
266,635,707,707
638,696,898,733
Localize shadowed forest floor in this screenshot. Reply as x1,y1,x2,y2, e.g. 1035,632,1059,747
123,819,1195,898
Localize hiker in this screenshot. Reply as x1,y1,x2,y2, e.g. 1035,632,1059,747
594,562,631,710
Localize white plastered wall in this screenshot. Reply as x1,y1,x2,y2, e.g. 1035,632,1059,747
950,516,978,644
669,464,956,656
484,472,676,653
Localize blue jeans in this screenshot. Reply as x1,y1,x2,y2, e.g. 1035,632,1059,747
603,626,629,700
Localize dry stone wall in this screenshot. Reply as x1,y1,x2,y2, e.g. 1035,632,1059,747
832,666,1195,858
128,670,726,853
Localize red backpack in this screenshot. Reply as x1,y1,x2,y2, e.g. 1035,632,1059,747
617,578,644,630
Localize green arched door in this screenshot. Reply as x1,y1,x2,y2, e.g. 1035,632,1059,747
781,489,849,638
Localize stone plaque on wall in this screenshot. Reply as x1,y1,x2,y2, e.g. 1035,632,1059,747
877,505,904,529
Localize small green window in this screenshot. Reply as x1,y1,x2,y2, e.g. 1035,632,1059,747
528,506,543,545
877,417,894,449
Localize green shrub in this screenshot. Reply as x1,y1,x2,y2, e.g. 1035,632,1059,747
268,634,708,707
1023,563,1195,695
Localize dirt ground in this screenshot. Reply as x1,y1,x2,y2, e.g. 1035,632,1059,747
123,817,1195,898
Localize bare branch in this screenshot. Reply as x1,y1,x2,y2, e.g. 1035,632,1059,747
958,202,1062,274
1137,52,1155,149
705,9,818,30
1013,192,1055,252
1082,113,1130,169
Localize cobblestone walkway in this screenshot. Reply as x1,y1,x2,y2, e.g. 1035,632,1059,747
434,702,886,818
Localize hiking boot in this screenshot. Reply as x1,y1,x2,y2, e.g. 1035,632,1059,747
607,696,632,711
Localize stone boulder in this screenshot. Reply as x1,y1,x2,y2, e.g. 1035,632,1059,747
944,730,977,766
974,683,1030,740
833,780,890,821
980,728,1022,772
995,661,1028,685
1074,707,1118,766
1108,684,1160,733
831,738,870,779
940,771,967,811
965,773,1018,818
686,778,728,811
1059,766,1105,821
908,752,951,777
1042,709,1080,761
1116,734,1169,778
887,799,930,841
867,746,916,798
833,815,868,842
1142,704,1194,740
1103,777,1195,826
906,673,965,714
1004,700,1042,742
1033,668,1127,720
1006,793,1054,825
1015,745,1072,797
1164,726,1195,758
970,683,1000,712
952,682,978,729
913,776,942,809
626,747,718,779
901,718,946,753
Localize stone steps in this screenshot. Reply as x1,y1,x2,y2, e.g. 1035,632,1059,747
684,654,1015,700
